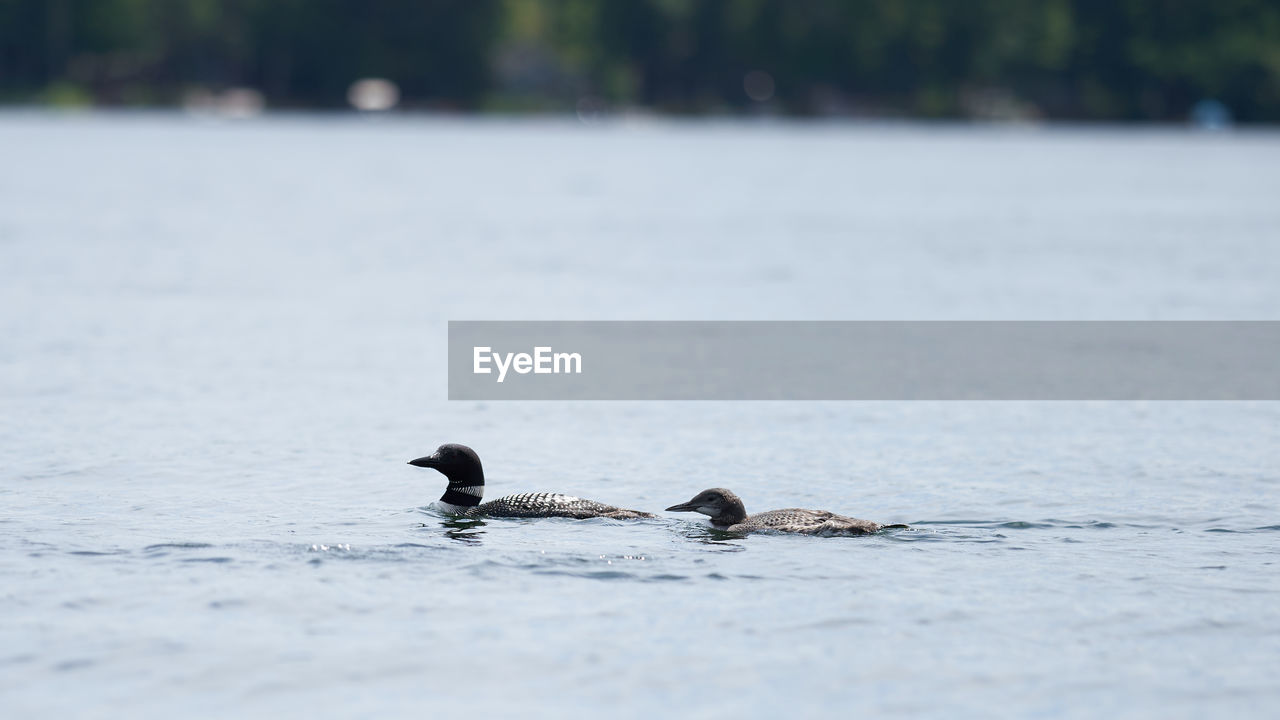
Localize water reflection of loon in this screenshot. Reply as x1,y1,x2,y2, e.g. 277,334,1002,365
409,443,655,519
667,488,900,536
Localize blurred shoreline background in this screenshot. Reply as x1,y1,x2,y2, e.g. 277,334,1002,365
2,0,1278,123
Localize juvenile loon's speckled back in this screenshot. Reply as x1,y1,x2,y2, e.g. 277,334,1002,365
408,443,655,520
666,488,889,536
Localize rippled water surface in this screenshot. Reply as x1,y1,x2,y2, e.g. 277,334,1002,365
2,114,1279,718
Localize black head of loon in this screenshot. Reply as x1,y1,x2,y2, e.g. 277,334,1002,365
409,443,485,507
666,488,747,527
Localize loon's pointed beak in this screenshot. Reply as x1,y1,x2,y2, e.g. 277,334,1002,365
666,500,698,512
408,455,439,468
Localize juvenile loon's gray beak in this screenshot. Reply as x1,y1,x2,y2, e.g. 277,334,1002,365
666,501,698,512
408,455,439,468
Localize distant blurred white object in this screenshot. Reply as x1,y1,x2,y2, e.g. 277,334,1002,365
1190,99,1233,131
960,87,1040,123
348,78,400,111
182,87,265,119
220,88,265,119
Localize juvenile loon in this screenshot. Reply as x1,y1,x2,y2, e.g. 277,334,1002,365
408,443,655,520
666,488,888,536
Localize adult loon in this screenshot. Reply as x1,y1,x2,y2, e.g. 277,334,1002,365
409,443,656,519
666,488,889,535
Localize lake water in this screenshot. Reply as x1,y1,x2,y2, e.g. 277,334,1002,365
2,113,1279,718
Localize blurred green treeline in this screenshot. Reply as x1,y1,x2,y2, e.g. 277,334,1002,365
2,0,1278,121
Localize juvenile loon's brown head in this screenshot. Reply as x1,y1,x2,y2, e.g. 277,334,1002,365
408,443,485,507
666,488,747,527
